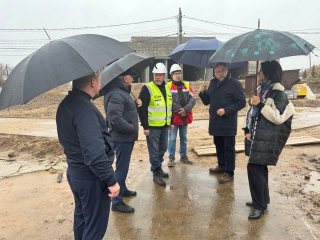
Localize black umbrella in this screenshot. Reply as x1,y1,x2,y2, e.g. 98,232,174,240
209,28,315,98
100,53,154,89
209,29,315,63
0,34,134,111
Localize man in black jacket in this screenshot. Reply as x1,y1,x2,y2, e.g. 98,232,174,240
138,63,174,186
103,69,142,213
199,63,246,183
56,71,119,240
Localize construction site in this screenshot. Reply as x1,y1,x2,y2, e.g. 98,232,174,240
0,78,319,239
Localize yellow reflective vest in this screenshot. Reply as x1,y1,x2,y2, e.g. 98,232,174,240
146,82,172,127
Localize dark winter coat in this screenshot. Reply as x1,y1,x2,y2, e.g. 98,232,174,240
56,88,116,187
244,83,295,166
103,78,139,143
199,74,246,136
168,80,196,125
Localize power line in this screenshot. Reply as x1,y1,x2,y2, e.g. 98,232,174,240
184,16,255,31
0,17,176,32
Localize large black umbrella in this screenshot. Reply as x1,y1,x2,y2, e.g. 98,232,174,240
100,53,154,89
168,38,246,81
209,28,315,96
0,34,134,111
209,29,315,63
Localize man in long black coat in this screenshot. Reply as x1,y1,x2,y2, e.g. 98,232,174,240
199,62,246,183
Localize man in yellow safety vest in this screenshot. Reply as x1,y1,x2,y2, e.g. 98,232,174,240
138,63,174,186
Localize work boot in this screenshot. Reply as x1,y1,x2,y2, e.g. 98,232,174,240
153,168,166,186
180,155,193,165
168,157,175,167
209,165,225,174
159,166,169,178
112,202,134,213
219,173,234,183
123,189,137,197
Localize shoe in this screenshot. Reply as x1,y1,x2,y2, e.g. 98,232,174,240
246,201,254,207
180,156,193,165
209,165,225,174
168,157,175,167
112,202,134,213
159,167,169,178
248,209,264,219
153,169,166,186
123,189,137,197
219,173,234,183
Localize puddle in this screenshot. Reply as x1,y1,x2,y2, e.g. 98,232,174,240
304,171,320,193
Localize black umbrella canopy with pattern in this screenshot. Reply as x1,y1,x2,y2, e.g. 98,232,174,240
0,34,135,111
209,29,315,63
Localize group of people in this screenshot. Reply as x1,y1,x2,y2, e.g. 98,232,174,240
56,60,294,239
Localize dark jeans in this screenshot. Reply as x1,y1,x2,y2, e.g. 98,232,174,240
67,174,111,240
247,163,270,210
112,142,134,205
146,127,169,171
213,136,236,177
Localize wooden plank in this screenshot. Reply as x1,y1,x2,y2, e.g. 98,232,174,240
192,136,320,156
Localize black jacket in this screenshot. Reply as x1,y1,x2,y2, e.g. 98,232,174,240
138,81,173,130
244,83,295,166
199,74,246,136
56,88,116,187
103,78,139,142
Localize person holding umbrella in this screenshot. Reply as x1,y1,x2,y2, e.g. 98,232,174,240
199,62,246,183
138,63,174,186
167,64,196,167
244,60,295,219
102,68,142,213
56,71,120,239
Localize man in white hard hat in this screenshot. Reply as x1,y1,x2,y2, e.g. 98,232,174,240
167,64,196,167
138,63,174,186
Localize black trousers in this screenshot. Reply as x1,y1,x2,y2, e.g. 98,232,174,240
247,163,270,210
213,136,236,177
67,174,111,240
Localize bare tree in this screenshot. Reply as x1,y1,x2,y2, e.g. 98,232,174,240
0,63,13,87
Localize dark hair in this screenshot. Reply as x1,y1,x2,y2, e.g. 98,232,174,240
214,62,227,69
260,60,282,83
73,72,98,89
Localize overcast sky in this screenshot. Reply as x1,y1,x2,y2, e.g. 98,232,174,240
1,0,319,71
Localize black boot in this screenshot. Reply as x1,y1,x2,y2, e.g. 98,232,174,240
246,201,254,207
153,168,166,186
112,202,134,213
159,166,169,178
123,189,137,197
248,209,264,219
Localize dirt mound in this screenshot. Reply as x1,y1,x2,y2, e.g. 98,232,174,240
0,135,63,159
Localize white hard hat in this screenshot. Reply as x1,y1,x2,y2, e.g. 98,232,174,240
170,64,182,74
152,63,167,74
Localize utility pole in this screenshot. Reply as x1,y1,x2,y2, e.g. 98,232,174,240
177,7,183,79
177,8,182,46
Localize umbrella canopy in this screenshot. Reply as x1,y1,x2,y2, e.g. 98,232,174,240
209,29,315,63
100,53,154,89
169,39,224,68
0,34,134,111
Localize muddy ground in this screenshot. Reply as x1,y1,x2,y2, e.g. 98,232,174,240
0,82,320,239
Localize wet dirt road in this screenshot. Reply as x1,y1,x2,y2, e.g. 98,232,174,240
104,164,319,240
0,107,320,139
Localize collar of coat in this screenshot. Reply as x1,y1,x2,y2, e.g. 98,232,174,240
272,82,285,91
